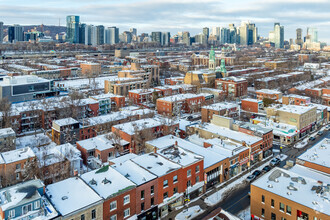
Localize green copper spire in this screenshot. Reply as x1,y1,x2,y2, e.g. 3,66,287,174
219,59,227,75
209,46,215,61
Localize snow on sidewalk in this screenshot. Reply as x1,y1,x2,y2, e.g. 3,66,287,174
205,162,270,206
237,206,250,220
175,205,204,220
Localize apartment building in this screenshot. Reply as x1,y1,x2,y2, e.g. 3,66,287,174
256,89,283,101
52,118,80,145
201,102,239,122
241,98,264,113
80,63,102,75
282,94,311,106
90,93,125,114
0,128,16,152
251,168,329,220
215,77,248,97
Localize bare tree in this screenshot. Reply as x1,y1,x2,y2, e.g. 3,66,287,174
0,98,12,128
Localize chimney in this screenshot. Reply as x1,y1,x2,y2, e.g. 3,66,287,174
203,142,212,148
154,147,157,153
175,141,178,146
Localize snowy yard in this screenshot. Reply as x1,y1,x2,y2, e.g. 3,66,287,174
237,206,250,220
175,205,204,220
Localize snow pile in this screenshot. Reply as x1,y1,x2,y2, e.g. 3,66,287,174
294,137,309,149
237,206,250,220
175,205,204,220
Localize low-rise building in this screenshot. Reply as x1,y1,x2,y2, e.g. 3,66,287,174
256,89,282,101
0,128,16,152
201,102,239,122
241,98,264,114
215,77,248,98
81,165,136,220
52,118,80,145
0,179,57,219
46,177,103,220
251,168,330,220
80,63,102,75
282,94,311,106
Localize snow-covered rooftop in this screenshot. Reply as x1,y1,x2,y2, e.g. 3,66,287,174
81,165,136,199
53,117,79,127
112,160,157,185
112,118,163,135
277,105,316,114
0,147,35,164
77,133,129,151
146,135,227,168
157,93,203,102
256,89,282,95
46,177,102,216
297,138,330,169
0,127,15,138
252,167,330,216
202,102,239,111
131,152,181,177
158,145,203,167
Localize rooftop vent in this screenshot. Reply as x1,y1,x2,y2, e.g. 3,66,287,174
62,196,68,200
102,178,111,184
90,178,97,185
268,184,273,188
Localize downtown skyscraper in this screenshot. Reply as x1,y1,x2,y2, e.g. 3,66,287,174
0,21,3,43
8,24,24,43
274,23,284,48
66,15,80,43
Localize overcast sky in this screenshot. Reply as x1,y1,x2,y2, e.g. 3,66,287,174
0,0,329,43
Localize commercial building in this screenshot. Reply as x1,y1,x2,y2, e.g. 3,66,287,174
266,105,317,138
0,76,57,103
7,25,24,43
274,23,284,48
0,21,3,44
251,167,330,220
296,138,330,174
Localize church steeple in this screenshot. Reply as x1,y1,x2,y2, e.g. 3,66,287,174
209,46,215,71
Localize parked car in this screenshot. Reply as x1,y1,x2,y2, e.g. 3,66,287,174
252,170,262,177
309,136,316,141
326,125,330,130
317,131,324,136
246,175,256,182
270,158,281,166
262,165,272,173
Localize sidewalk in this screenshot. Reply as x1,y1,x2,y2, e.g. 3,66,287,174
165,155,273,220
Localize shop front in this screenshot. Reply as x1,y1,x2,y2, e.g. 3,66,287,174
299,124,312,138
239,157,249,172
185,181,204,200
205,166,221,189
229,163,239,178
137,206,158,220
159,193,183,218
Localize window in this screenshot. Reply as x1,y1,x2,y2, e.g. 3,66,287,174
286,205,291,215
195,165,200,173
163,179,168,188
173,175,178,183
187,169,191,177
151,186,154,194
163,192,168,199
141,202,145,211
280,202,285,212
110,215,117,220
196,176,200,183
91,209,96,219
261,208,265,217
16,164,21,170
124,208,130,218
81,214,85,220
34,200,40,209
281,218,286,220
187,180,191,187
151,197,154,206
108,152,113,158
110,201,117,211
124,195,130,205
271,213,276,220
262,195,265,203
141,190,145,199
16,173,20,180
8,210,15,218
173,187,178,194
271,199,274,208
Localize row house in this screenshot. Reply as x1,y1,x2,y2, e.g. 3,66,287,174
76,133,129,167
282,94,311,106
146,135,228,190
156,93,212,117
112,118,179,154
90,93,125,114
81,165,137,220
129,89,160,105
46,177,103,220
164,77,184,85
110,154,159,220
0,179,57,219
256,72,310,90
215,77,248,98
241,98,264,114
288,76,330,95
256,89,283,101
188,115,264,165
201,102,239,122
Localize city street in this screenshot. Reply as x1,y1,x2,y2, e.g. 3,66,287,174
168,129,330,220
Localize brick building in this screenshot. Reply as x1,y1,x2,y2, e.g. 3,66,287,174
256,89,282,101
241,98,264,113
282,94,311,106
201,102,239,122
80,63,102,75
215,77,248,98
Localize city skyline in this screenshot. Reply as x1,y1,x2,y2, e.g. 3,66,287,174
0,0,329,43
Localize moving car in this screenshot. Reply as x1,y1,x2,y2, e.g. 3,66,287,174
246,175,256,182
317,131,324,136
252,170,262,177
309,136,316,141
270,158,281,166
262,165,272,173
